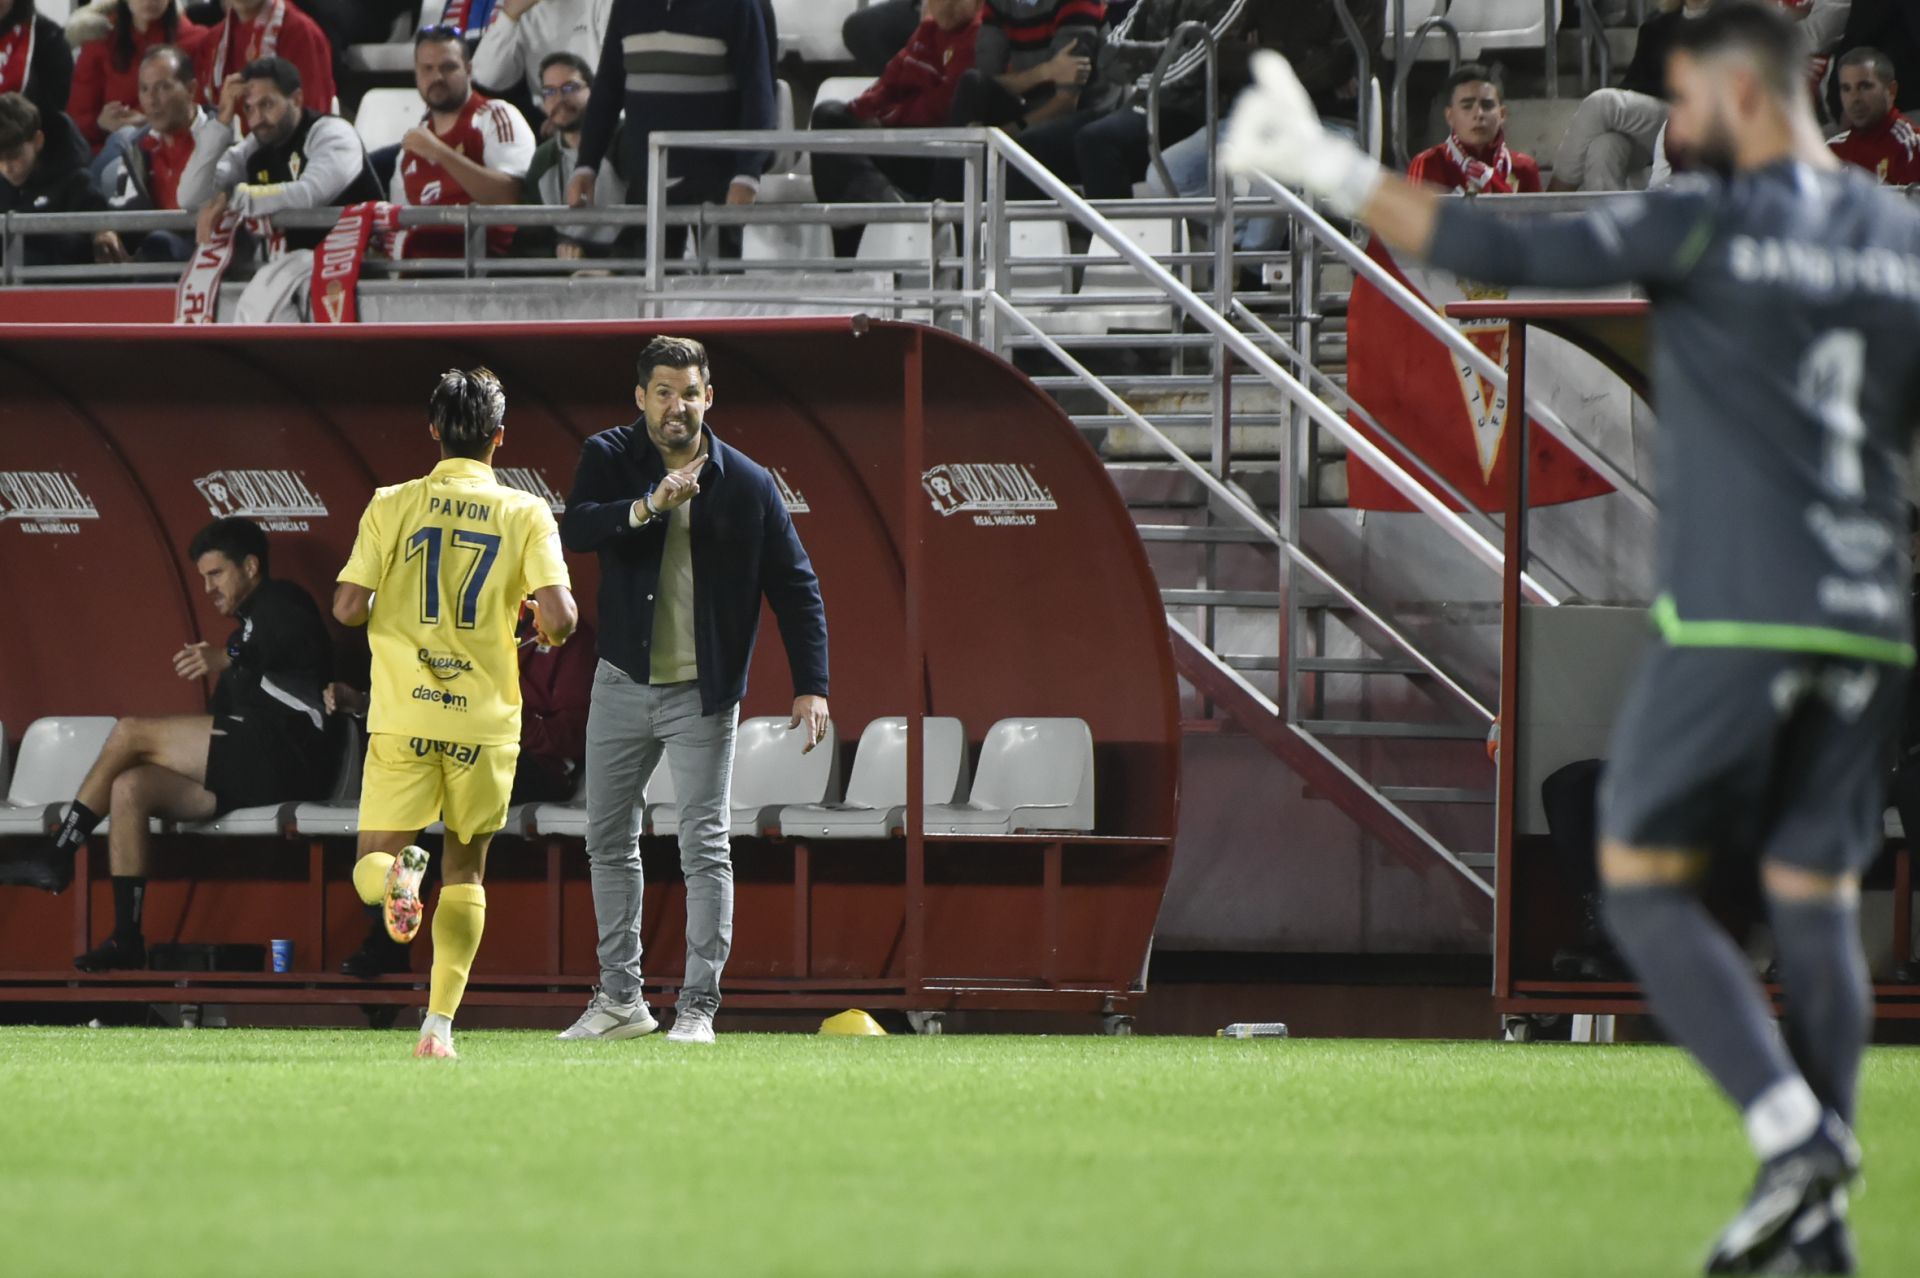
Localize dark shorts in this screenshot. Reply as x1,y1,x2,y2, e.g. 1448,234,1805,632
1599,645,1908,875
203,714,330,815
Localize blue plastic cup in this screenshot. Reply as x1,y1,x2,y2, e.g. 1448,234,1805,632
269,939,294,973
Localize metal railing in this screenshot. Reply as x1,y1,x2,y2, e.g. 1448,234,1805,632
1142,21,1219,209
1389,0,1462,170
1573,0,1615,95
1330,0,1376,155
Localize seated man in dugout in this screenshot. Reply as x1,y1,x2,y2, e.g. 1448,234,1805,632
0,517,340,973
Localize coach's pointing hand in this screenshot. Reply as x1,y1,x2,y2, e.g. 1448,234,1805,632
791,695,829,753
649,457,707,515
173,641,231,681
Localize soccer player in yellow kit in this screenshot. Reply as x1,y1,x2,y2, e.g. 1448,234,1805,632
332,367,577,1059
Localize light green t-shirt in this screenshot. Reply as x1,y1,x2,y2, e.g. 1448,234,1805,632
650,501,699,684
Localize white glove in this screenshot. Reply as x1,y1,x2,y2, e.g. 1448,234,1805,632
1221,50,1384,218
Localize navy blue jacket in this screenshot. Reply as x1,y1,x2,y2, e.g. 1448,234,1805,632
560,421,829,716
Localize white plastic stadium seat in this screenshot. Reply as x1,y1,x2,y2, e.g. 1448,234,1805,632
922,718,1095,835
1386,0,1549,61
180,720,364,838
728,717,840,835
1007,217,1072,301
778,717,969,839
856,222,955,319
651,718,838,838
1038,217,1186,337
773,0,859,62
354,88,429,153
743,173,832,268
0,717,116,837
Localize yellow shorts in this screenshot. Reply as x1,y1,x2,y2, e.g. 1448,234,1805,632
358,733,520,841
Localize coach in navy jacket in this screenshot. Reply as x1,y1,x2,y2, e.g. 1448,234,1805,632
558,335,828,1041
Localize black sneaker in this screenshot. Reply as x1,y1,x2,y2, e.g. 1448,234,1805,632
74,932,147,973
340,924,413,979
1705,1113,1861,1274
0,845,75,894
1780,1191,1856,1276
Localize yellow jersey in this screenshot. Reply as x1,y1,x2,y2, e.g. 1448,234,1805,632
339,457,570,745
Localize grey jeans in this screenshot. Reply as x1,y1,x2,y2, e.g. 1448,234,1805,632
584,661,739,1014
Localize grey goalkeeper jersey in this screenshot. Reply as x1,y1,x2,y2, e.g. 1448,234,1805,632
1430,161,1920,665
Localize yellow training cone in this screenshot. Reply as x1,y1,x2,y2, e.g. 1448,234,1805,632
819,1009,887,1036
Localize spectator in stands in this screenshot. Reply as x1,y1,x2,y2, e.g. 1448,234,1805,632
96,44,226,261
388,26,535,260
1828,0,1920,114
1146,0,1379,240
810,0,982,252
1407,65,1541,194
521,50,626,258
0,93,117,266
0,0,74,123
179,55,379,251
473,0,609,105
1828,46,1920,184
1015,0,1254,200
570,0,775,257
194,0,334,125
0,518,337,975
948,0,1104,132
66,1,209,150
1549,0,1706,192
843,0,923,75
327,615,598,978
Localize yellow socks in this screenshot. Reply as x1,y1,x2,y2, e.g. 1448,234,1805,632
352,852,395,906
427,883,487,1021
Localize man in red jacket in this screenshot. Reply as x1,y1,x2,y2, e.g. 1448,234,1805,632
1407,64,1542,194
809,0,982,253
1828,46,1920,185
330,615,597,978
195,0,334,121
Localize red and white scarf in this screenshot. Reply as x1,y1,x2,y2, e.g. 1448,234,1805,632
174,212,283,323
0,16,35,96
208,0,288,98
1444,132,1518,195
310,201,399,324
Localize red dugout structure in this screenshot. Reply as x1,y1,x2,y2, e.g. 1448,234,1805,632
0,318,1179,1022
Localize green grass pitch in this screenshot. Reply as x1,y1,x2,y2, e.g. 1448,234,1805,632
0,1029,1915,1276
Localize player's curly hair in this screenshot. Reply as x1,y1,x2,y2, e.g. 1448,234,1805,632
429,367,506,459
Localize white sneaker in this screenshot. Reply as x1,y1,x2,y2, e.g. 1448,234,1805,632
556,989,658,1041
665,1007,715,1044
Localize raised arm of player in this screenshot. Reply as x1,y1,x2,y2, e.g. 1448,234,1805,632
1222,50,1720,291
